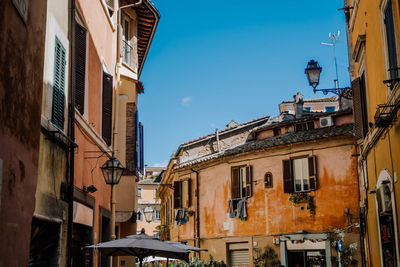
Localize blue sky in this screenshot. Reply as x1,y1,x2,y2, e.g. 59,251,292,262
139,0,350,167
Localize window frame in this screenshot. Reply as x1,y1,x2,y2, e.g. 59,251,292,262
380,0,400,91
282,155,317,194
173,179,192,209
324,106,336,112
122,14,131,66
138,188,142,198
231,165,253,200
292,157,311,192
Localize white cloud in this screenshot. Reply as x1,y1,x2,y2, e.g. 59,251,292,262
153,160,169,167
181,96,192,107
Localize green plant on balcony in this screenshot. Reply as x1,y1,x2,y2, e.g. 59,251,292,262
289,192,315,215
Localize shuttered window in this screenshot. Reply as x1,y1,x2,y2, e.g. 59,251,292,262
352,75,369,139
74,21,87,115
174,179,192,209
231,166,252,199
102,72,113,146
282,156,317,193
384,0,399,80
51,37,66,130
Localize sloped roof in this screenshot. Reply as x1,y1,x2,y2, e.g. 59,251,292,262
224,123,354,157
175,123,354,169
180,115,270,148
281,96,338,104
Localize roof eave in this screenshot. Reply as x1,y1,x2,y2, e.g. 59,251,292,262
137,0,160,78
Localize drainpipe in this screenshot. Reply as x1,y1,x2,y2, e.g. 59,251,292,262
67,0,76,266
191,168,200,254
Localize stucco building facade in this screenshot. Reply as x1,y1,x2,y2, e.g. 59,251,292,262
0,0,48,266
159,96,361,267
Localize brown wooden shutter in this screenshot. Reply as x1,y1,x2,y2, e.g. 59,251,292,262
308,156,317,190
245,166,253,197
74,21,86,115
352,77,366,139
231,167,240,199
283,159,293,193
174,181,182,209
102,72,113,146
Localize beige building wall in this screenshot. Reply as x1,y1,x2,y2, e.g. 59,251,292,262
137,182,161,237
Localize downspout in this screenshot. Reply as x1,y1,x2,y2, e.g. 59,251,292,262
191,168,200,255
67,0,76,266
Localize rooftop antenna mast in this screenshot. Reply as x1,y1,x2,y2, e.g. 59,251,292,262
321,31,340,89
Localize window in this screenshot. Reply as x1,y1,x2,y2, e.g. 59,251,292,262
102,71,113,146
138,188,142,198
74,20,87,115
174,179,191,209
264,172,273,188
282,156,317,193
122,15,132,66
154,188,158,198
273,128,281,136
51,37,66,130
153,232,159,239
295,121,314,132
325,106,336,112
154,209,160,221
137,209,142,221
383,0,399,82
105,0,114,16
231,166,252,199
304,107,311,112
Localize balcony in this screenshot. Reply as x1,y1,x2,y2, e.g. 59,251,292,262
374,104,397,128
122,39,138,73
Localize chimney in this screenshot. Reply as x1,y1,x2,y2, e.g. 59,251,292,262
293,92,304,118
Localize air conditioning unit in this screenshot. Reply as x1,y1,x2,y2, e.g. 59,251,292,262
319,116,333,128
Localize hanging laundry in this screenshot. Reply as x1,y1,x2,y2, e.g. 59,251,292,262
237,198,247,221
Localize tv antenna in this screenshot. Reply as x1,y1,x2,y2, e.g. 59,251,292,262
321,31,340,89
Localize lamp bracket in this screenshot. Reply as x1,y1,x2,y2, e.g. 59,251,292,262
313,87,352,99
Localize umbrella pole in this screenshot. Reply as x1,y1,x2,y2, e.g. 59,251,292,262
166,258,169,267
139,257,143,267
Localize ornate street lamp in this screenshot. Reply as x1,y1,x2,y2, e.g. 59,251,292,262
305,60,322,91
305,59,352,99
144,206,154,223
101,157,124,239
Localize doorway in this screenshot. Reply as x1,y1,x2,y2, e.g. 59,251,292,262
287,250,326,267
71,223,92,267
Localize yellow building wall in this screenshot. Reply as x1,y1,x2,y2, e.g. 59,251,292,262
348,0,400,265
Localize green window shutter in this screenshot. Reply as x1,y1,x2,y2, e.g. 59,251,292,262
51,37,66,130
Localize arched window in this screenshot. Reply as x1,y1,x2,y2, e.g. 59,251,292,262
264,172,273,188
375,169,399,266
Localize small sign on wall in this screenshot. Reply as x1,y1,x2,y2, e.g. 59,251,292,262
13,0,28,24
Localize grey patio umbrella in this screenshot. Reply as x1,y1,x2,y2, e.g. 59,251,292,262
86,232,189,267
165,241,208,252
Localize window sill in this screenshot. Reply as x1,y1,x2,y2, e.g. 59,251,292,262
121,61,138,76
